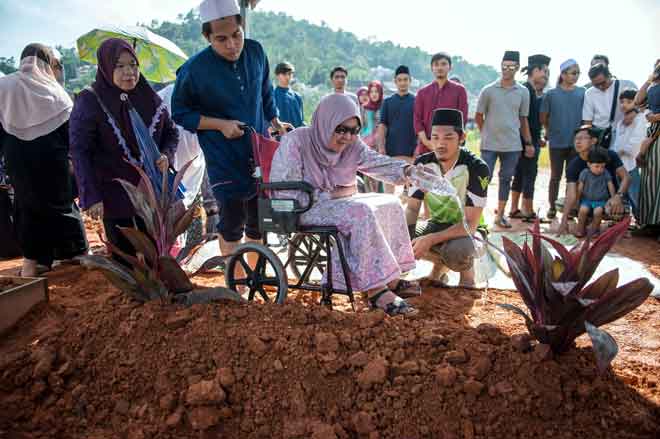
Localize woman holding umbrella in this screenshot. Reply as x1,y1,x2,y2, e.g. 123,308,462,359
70,38,178,263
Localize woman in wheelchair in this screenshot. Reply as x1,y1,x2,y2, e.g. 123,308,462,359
270,94,421,317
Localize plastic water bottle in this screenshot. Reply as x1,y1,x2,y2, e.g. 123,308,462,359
408,167,457,198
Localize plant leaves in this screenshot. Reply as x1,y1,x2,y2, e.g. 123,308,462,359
190,255,229,277
581,217,631,284
551,258,565,282
78,255,146,301
585,278,654,327
500,237,538,319
131,265,168,301
158,255,194,294
497,303,534,327
172,202,197,242
585,321,618,374
552,282,579,297
115,178,158,239
117,227,158,266
578,269,619,300
578,298,596,306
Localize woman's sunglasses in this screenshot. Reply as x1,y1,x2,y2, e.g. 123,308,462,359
334,125,361,136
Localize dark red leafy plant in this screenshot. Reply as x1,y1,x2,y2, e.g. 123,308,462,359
80,161,242,305
494,217,653,372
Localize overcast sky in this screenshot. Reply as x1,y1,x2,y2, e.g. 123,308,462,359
2,0,659,84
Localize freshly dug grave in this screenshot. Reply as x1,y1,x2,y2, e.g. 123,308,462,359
0,264,659,439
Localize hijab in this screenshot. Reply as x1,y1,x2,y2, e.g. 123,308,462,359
92,38,163,159
364,80,383,111
0,44,73,141
356,86,368,106
296,94,365,192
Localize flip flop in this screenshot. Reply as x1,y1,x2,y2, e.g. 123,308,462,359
508,209,525,219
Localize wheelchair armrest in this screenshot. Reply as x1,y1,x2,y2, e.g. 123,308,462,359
261,180,315,213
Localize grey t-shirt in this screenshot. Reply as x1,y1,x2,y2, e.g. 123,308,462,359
579,168,612,201
476,80,530,152
540,86,586,149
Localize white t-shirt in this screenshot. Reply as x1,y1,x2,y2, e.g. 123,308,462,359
158,84,206,208
582,79,637,129
613,112,647,171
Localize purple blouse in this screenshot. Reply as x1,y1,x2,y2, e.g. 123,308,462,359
69,89,178,219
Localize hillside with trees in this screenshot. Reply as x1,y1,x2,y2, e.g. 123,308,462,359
149,9,498,97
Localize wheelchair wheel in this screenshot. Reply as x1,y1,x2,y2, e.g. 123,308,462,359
226,243,288,304
288,233,327,282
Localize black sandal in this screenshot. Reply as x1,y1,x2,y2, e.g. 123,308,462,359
508,209,525,219
368,289,418,317
393,279,422,298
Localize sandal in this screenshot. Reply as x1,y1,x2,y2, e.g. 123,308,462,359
508,209,525,219
393,279,422,298
368,289,418,317
494,216,512,229
546,208,557,220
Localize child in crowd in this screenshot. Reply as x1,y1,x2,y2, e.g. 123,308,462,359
576,147,616,238
612,90,646,219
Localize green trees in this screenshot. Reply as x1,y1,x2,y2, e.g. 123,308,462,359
149,10,498,97
0,57,17,75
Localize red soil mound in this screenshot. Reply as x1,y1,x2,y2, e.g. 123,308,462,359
0,263,658,439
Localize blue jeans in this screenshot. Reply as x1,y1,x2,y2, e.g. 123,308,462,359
480,150,520,202
624,168,641,220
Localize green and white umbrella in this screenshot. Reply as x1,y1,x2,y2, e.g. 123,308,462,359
76,26,187,83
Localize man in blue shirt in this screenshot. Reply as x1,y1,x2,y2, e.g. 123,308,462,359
172,0,292,257
273,62,304,128
377,65,417,193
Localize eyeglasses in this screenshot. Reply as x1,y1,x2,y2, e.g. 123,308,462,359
501,65,518,71
334,125,360,136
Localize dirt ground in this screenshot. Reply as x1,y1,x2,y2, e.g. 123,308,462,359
1,169,659,439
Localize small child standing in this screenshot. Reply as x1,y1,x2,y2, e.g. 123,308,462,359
576,147,616,238
612,90,646,219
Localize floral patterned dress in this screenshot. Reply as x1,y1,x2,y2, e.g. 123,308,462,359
270,135,415,291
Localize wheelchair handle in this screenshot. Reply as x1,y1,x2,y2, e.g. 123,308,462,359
260,180,315,213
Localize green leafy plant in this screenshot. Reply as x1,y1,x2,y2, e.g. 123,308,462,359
80,161,242,305
495,217,653,372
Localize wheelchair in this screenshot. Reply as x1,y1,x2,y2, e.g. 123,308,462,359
224,128,355,308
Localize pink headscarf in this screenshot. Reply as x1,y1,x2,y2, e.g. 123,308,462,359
297,94,365,192
364,80,383,111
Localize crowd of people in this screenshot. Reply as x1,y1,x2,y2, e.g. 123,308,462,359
1,0,659,316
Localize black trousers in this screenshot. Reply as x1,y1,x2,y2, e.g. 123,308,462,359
14,201,88,267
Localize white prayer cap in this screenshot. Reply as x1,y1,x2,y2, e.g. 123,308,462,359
199,0,241,23
51,48,62,62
